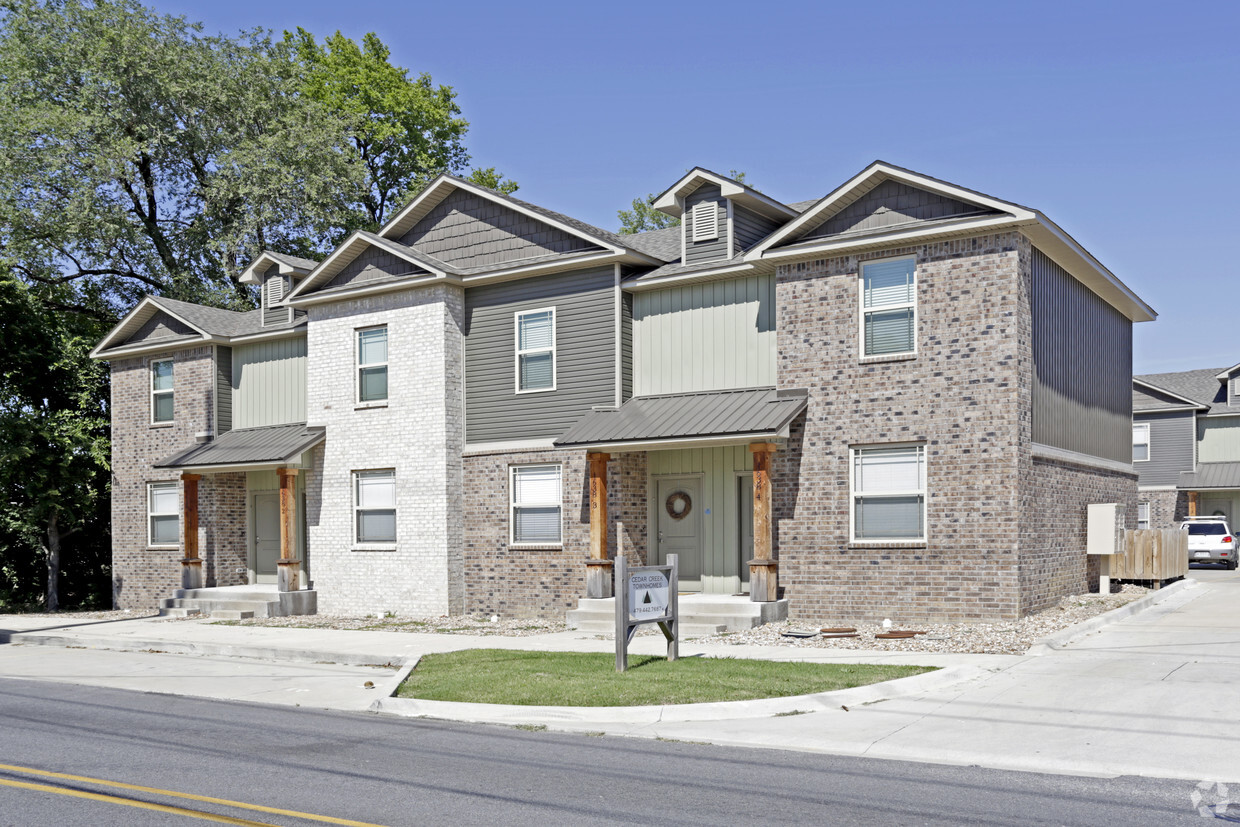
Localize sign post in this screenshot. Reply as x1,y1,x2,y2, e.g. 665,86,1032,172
614,554,678,671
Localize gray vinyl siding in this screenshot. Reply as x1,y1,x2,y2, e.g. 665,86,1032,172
124,311,196,344
732,204,780,254
632,275,775,396
1229,373,1240,407
1198,417,1240,463
215,346,233,434
464,267,617,443
232,337,308,428
1029,246,1133,463
1135,411,1194,486
621,291,633,402
326,246,426,292
401,189,599,270
683,184,729,265
801,179,997,241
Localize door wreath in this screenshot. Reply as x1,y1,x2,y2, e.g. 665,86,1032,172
665,491,692,520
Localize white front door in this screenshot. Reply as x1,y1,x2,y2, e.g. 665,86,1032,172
252,492,280,584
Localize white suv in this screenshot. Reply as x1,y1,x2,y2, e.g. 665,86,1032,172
1180,517,1238,570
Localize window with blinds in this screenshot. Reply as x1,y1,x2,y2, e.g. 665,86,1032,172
354,469,396,545
357,326,388,403
691,201,719,242
1137,502,1151,530
851,445,927,542
510,464,562,545
148,481,179,546
151,359,174,423
861,257,916,357
515,308,555,392
1132,423,1150,462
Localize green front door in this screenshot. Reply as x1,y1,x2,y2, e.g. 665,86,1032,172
252,492,280,584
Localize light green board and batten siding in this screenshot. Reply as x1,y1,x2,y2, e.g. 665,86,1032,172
1198,417,1240,463
649,446,752,595
231,338,307,429
632,275,776,397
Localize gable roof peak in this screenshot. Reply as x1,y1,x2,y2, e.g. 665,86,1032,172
651,167,796,221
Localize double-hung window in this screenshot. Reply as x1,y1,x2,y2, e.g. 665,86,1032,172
510,464,562,545
148,482,179,546
354,470,396,545
1132,423,1151,462
151,359,174,423
851,445,927,542
357,327,388,403
1137,502,1151,530
861,257,916,357
515,308,555,393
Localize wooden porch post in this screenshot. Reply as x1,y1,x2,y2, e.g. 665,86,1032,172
180,473,203,590
749,443,778,602
1188,491,1199,518
585,452,613,599
277,468,301,592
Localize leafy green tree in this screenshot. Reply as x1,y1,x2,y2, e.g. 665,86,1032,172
465,167,520,196
618,170,747,235
288,28,516,230
0,271,110,611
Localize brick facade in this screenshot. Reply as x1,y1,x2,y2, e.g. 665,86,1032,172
1139,489,1187,528
110,346,247,609
462,448,646,617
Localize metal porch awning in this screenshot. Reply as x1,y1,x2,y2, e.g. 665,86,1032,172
154,423,326,472
1180,463,1240,490
553,387,808,452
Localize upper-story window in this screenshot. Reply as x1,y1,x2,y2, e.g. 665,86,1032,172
860,257,917,357
515,308,556,393
357,326,388,403
851,444,927,542
151,359,174,423
1132,422,1151,462
691,201,719,242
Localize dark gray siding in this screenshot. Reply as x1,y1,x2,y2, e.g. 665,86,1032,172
732,204,781,254
215,346,233,434
621,291,633,402
125,311,196,344
464,267,616,443
801,179,997,241
1135,411,1194,487
1030,246,1133,463
401,189,599,270
326,246,425,292
683,184,729,264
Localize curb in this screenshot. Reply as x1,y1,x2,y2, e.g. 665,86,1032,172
3,632,407,669
1025,578,1200,656
368,663,984,725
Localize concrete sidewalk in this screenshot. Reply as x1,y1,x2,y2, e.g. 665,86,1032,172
1,571,1236,782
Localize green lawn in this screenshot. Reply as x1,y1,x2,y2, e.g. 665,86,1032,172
396,649,936,706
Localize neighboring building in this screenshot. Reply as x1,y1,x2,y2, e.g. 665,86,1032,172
92,161,1155,622
1133,365,1240,529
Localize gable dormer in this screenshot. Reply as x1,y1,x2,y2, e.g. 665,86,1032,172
1214,364,1240,406
651,168,797,266
240,251,317,327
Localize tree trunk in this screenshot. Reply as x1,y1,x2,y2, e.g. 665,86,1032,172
45,511,60,613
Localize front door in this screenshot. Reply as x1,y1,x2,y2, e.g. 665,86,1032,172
657,477,702,590
252,492,280,584
1202,497,1232,526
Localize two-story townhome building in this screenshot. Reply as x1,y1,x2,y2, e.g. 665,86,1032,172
92,161,1154,623
1133,364,1240,535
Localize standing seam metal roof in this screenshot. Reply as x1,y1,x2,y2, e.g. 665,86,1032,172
154,423,326,469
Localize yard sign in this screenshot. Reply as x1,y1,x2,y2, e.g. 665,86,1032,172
614,554,679,671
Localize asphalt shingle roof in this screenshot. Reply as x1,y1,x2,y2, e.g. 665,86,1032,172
148,296,305,340
1136,368,1233,415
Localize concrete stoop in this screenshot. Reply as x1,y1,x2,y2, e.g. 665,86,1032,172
566,595,788,638
158,586,317,619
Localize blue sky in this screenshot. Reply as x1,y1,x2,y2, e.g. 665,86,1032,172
158,0,1239,374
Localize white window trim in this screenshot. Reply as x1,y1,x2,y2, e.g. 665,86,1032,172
355,325,389,405
858,255,918,359
514,307,557,394
509,463,563,547
848,443,928,544
150,358,174,424
1133,422,1151,463
353,468,396,548
1137,502,1151,530
691,201,719,243
147,481,179,548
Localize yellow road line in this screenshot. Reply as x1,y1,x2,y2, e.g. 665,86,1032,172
0,777,277,826
0,762,389,827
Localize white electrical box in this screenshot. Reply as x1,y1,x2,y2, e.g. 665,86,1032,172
1087,503,1124,555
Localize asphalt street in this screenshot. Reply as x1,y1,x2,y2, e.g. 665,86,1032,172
0,678,1215,826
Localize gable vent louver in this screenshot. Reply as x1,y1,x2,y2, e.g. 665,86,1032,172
691,201,719,242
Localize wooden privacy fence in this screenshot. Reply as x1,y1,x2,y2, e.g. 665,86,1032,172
1111,529,1188,584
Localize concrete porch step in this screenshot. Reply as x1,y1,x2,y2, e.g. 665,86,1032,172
207,610,255,621
158,607,201,618
567,595,789,636
159,598,281,616
156,586,317,619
